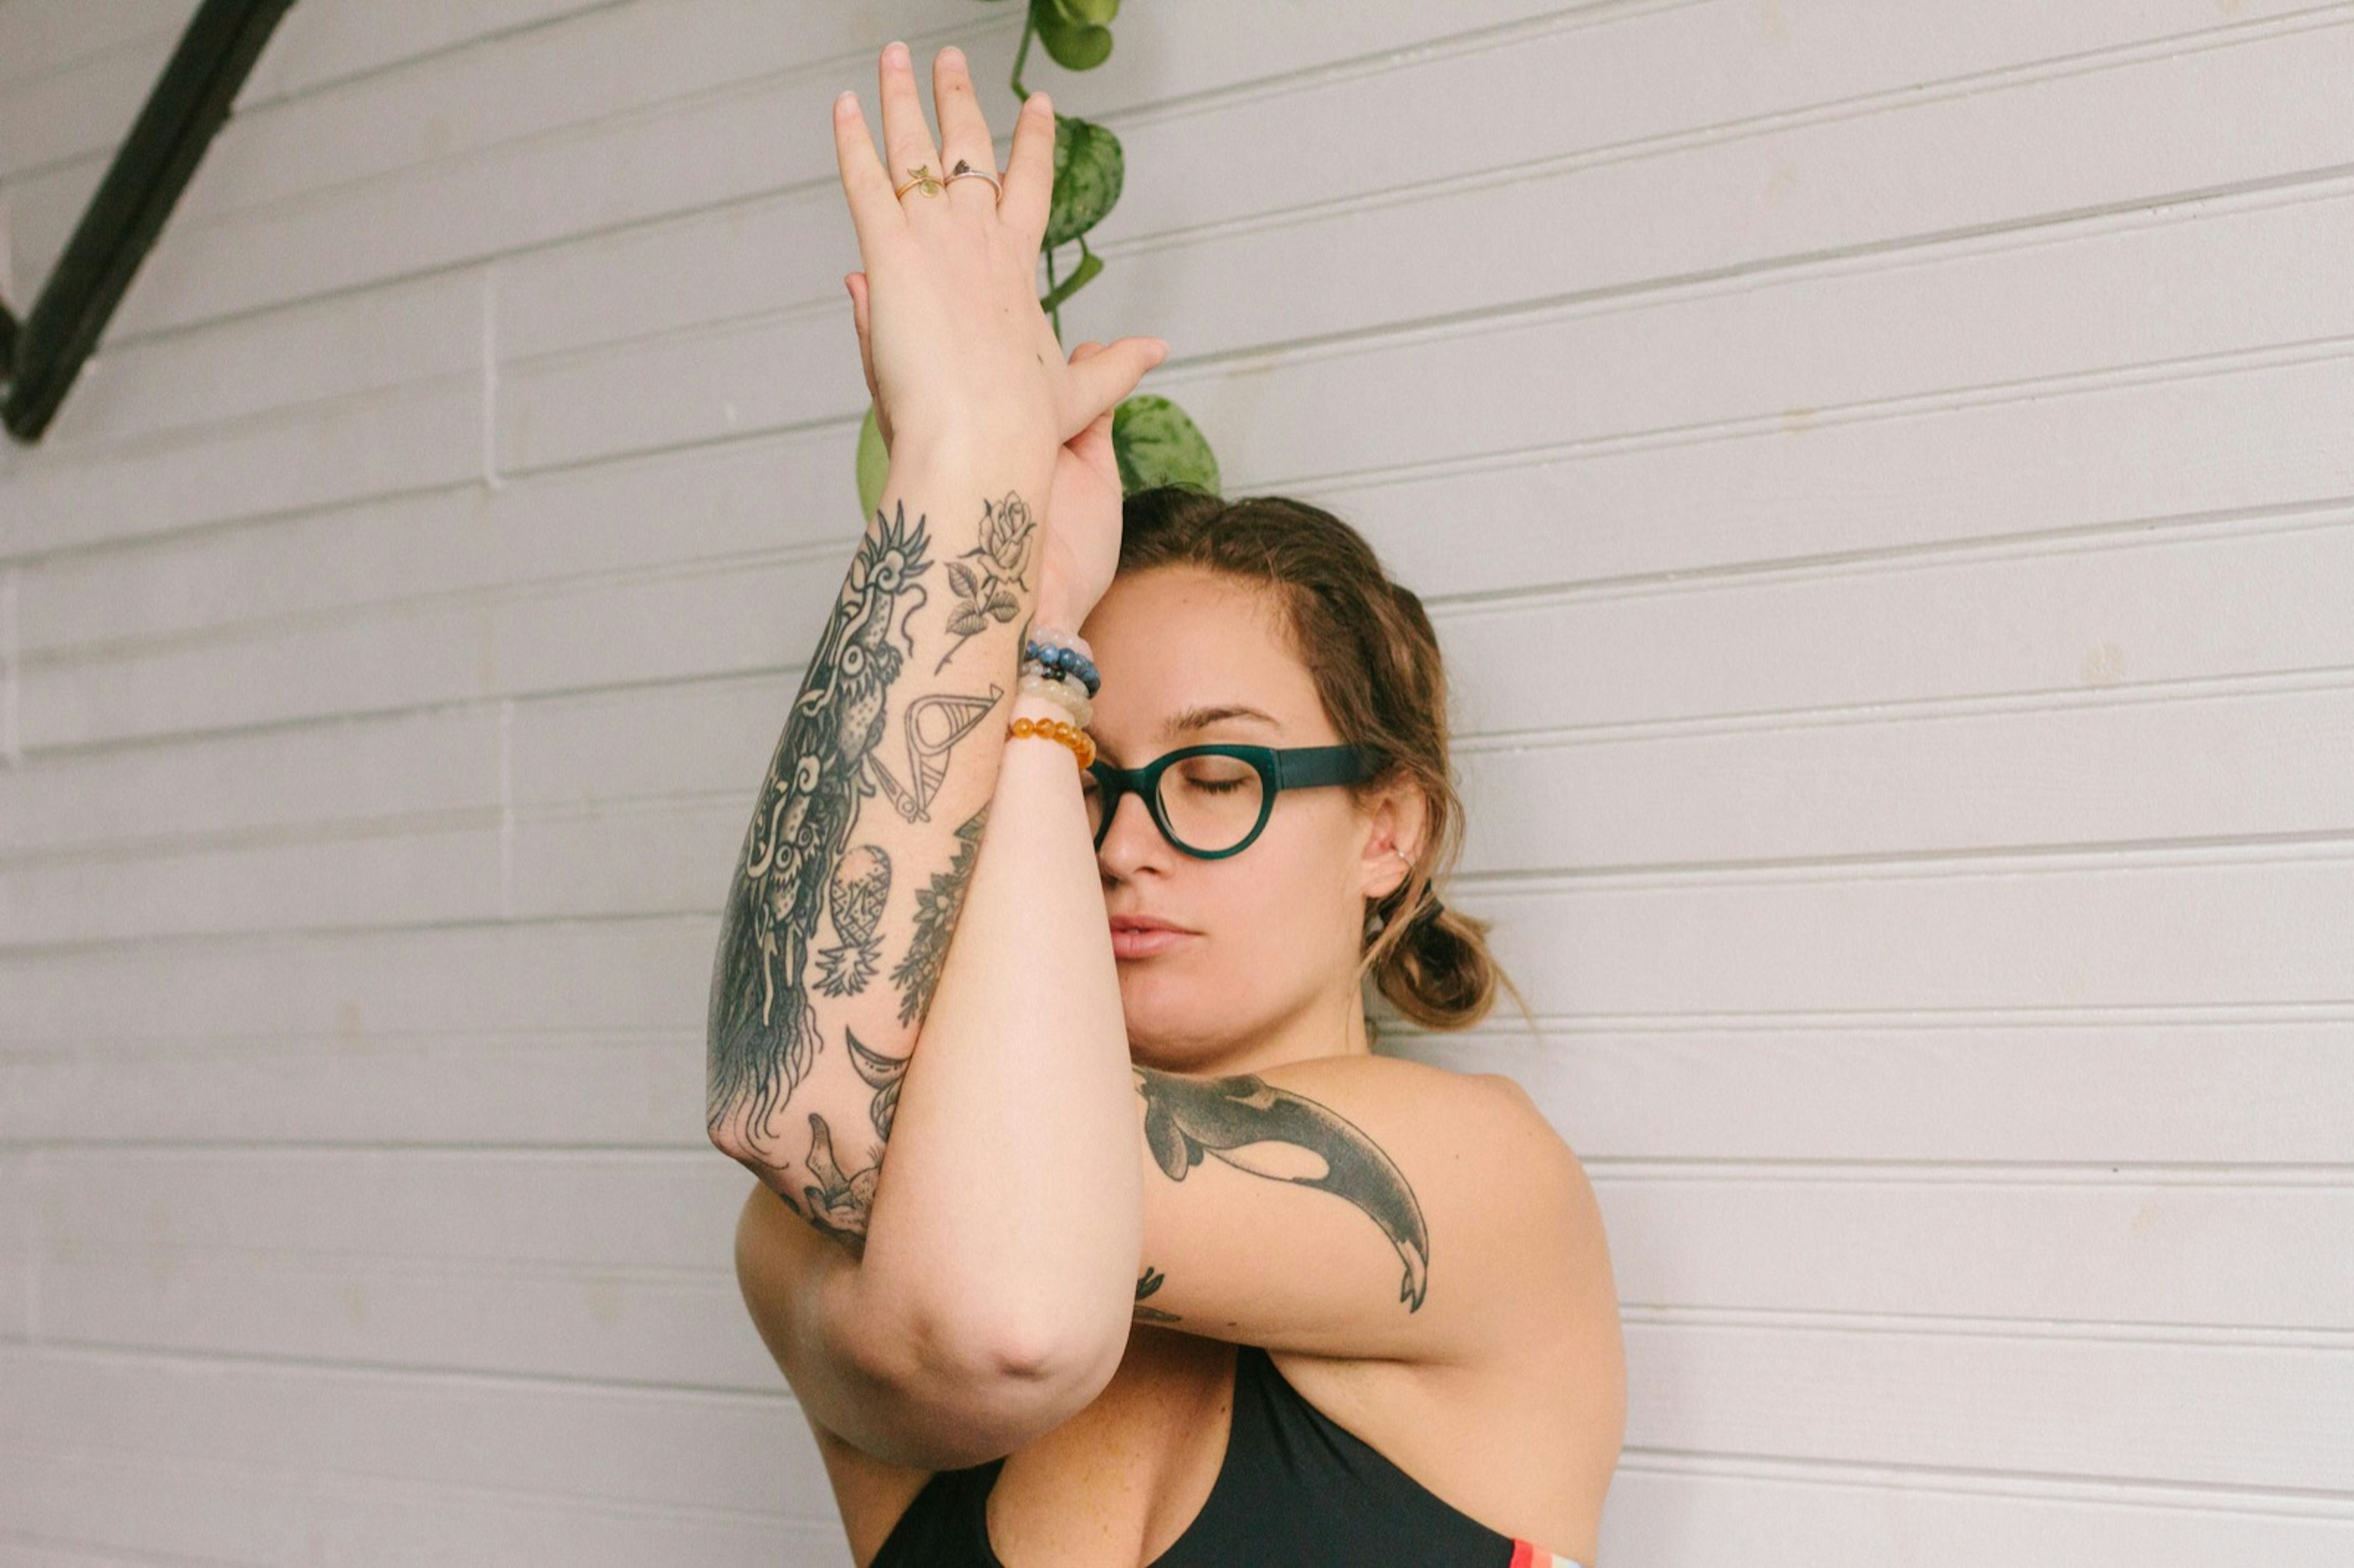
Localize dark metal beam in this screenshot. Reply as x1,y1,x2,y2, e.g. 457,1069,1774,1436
2,0,297,444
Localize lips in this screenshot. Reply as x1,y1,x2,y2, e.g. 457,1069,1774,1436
1109,915,1194,961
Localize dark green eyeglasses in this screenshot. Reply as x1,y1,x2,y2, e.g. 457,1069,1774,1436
1083,743,1383,859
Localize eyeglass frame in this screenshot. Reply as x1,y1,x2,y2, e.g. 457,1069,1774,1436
1083,742,1385,860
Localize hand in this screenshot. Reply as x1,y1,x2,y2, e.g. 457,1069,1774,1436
831,42,1165,452
847,295,1135,627
1035,341,1127,628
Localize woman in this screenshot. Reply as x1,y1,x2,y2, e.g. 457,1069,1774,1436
715,40,1624,1567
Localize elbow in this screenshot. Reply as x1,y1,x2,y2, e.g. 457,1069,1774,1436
707,1092,746,1162
708,1121,770,1193
866,1297,1126,1468
967,1298,1127,1394
707,1102,774,1178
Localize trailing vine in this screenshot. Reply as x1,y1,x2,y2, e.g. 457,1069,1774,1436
856,0,1222,520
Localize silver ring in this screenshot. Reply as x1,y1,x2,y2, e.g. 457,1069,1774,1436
945,158,1002,201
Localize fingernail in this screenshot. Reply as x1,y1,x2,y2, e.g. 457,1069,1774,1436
885,39,908,65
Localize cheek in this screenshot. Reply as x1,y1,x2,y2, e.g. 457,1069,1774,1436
1211,833,1362,953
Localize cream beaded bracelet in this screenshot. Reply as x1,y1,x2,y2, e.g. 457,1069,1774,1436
1019,666,1092,728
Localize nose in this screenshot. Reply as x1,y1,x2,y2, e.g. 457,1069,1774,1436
1094,782,1168,866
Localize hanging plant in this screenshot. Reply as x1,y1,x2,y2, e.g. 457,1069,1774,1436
858,0,1219,520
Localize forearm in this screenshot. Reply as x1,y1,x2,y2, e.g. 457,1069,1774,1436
851,676,1139,1377
706,431,1059,1247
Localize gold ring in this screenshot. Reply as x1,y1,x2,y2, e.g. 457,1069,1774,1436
893,163,943,200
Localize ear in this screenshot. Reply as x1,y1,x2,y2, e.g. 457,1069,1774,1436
1355,780,1431,904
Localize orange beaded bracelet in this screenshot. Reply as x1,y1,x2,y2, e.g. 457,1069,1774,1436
1008,714,1095,769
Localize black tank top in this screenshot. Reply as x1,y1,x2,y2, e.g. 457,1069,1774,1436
869,1341,1585,1567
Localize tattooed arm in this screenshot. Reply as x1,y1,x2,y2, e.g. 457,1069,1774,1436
706,431,1138,1386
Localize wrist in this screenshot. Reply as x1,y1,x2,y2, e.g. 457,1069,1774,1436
888,418,1057,475
1005,704,1096,771
1030,590,1095,637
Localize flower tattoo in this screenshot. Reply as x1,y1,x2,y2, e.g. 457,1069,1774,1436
933,489,1037,672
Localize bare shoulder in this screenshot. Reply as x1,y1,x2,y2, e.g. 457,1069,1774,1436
1267,1068,1625,1558
1468,1068,1620,1354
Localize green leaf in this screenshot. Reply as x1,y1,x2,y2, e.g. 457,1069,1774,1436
856,404,890,522
1045,114,1122,249
1111,395,1221,495
1032,4,1113,72
1047,0,1120,23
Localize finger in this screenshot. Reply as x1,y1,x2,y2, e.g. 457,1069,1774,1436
1062,335,1170,427
929,45,1000,208
999,91,1056,244
1061,340,1110,438
845,272,878,394
877,40,944,211
831,89,902,250
847,272,871,345
845,272,890,447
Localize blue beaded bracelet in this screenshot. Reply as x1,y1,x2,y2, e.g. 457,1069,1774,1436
1023,656,1097,702
1023,638,1100,696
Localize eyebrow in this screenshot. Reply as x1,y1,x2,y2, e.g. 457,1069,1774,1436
1094,704,1282,768
1160,704,1282,742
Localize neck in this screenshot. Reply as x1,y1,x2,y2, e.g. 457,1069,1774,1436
1202,975,1374,1078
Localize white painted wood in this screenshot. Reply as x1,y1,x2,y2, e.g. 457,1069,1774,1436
235,0,624,108
1619,1317,2354,1490
0,3,197,96
0,1151,32,1338
1602,1461,2354,1567
0,15,201,181
1425,1017,2354,1165
3,0,2348,1561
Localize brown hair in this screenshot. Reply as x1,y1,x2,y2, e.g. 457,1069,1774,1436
1114,484,1535,1042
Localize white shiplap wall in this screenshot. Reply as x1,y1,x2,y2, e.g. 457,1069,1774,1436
3,1,2349,1562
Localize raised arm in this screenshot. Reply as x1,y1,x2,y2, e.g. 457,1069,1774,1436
704,438,1056,1240
707,43,1162,1418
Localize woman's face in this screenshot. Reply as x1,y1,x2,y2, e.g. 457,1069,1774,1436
1078,565,1410,1071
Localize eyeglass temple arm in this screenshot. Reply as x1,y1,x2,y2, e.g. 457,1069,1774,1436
1271,744,1379,790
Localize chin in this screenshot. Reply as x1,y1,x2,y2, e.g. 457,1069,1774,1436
1121,1000,1262,1075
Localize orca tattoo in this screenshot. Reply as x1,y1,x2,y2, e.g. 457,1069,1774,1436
1135,1067,1433,1312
